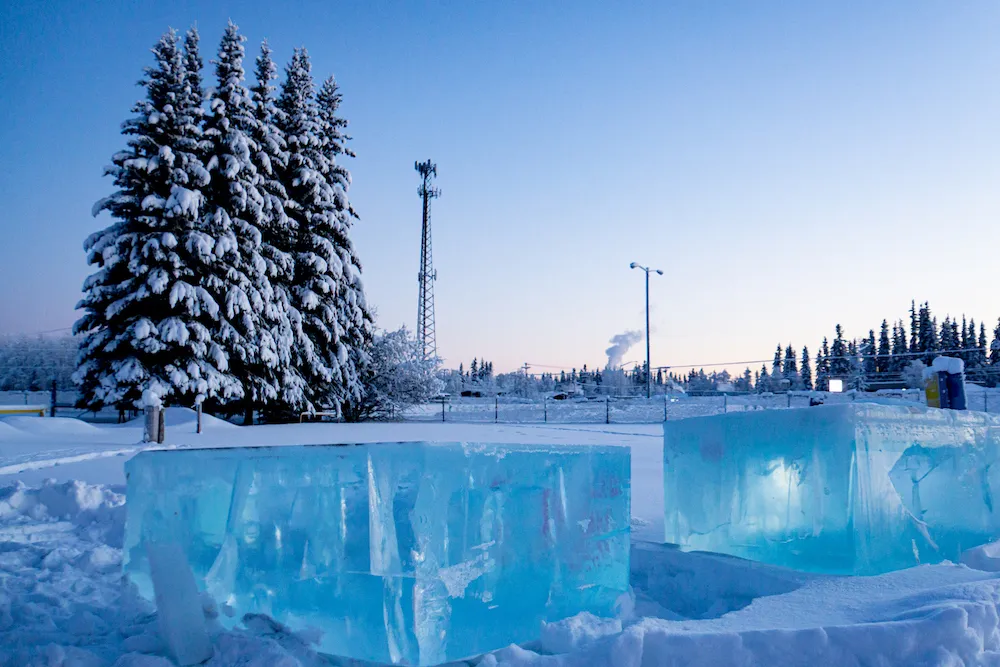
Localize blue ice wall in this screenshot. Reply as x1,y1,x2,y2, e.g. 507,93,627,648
124,442,630,665
664,403,1000,574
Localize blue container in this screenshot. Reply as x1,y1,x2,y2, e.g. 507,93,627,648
946,371,967,411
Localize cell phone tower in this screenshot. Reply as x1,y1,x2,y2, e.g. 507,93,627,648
415,160,440,362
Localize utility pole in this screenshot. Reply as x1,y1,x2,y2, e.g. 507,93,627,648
630,262,663,399
415,160,440,362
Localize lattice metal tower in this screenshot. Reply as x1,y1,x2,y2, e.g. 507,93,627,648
415,160,440,361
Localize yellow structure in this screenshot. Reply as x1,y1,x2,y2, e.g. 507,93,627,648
924,373,942,408
0,405,46,417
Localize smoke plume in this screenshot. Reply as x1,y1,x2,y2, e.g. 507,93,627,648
605,330,643,369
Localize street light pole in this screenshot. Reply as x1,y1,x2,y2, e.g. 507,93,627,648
645,269,651,399
630,262,663,399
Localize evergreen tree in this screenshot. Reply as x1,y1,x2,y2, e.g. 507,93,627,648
315,72,373,416
772,344,783,379
201,22,292,423
800,346,813,390
783,344,798,388
76,29,236,410
277,48,366,414
991,319,1000,366
939,317,952,354
849,338,868,391
909,300,919,354
961,316,969,361
249,40,305,416
918,303,937,362
862,330,877,379
738,367,753,392
877,320,891,374
816,338,831,391
830,325,850,376
890,321,907,373
980,322,989,367
757,364,770,393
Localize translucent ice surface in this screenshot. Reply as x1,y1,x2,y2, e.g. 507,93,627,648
664,404,1000,574
124,442,630,665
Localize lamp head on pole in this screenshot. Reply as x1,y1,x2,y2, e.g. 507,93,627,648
629,262,638,269
656,269,664,275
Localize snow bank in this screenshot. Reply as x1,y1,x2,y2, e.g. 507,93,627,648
124,406,236,432
0,415,100,436
0,420,25,441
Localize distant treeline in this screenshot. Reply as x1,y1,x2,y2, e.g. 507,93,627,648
0,334,76,391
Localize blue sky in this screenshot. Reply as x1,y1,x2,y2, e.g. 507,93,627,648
2,2,999,374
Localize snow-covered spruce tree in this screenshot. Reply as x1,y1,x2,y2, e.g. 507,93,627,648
277,48,368,415
76,29,240,410
800,346,813,390
249,41,307,419
877,320,891,374
201,22,303,424
316,74,375,419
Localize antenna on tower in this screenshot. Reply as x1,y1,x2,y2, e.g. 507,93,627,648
415,160,440,362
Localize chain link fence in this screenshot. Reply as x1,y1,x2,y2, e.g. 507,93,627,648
402,388,1000,424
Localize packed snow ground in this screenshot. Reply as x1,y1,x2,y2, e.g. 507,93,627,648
4,411,1000,666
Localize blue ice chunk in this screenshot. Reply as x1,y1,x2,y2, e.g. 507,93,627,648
124,442,630,665
663,403,1000,574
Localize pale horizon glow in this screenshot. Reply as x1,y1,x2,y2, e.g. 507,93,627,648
2,2,999,375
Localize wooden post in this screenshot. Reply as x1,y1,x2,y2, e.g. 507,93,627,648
787,393,791,408
544,397,547,423
664,393,668,421
606,397,610,424
723,393,728,414
196,404,202,434
157,410,165,444
50,380,57,418
144,406,160,443
441,399,446,423
495,397,498,423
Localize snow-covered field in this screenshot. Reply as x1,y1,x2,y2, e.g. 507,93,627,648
4,411,1000,666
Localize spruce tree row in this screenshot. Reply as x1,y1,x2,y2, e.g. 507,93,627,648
755,300,1000,392
75,23,373,421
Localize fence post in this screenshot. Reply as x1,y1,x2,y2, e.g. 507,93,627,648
495,397,498,423
49,380,57,418
606,397,610,424
144,406,160,443
787,393,791,408
441,399,446,423
664,393,668,421
986,393,989,413
196,404,202,434
724,393,728,414
544,397,547,423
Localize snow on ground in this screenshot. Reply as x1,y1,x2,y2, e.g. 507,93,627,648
4,412,1000,665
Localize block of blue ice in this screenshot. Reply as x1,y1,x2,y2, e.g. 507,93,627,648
124,442,629,665
664,403,1000,574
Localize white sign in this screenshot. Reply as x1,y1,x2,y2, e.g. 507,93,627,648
829,379,844,393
